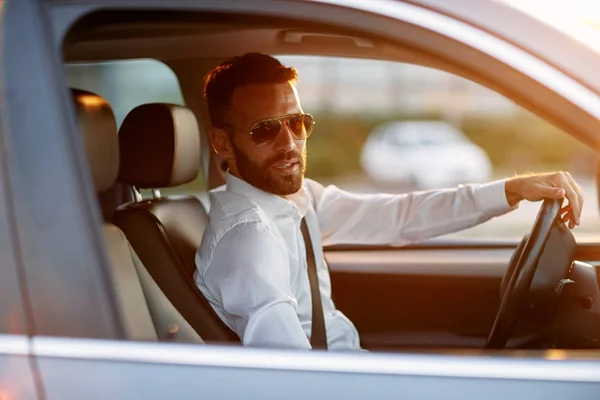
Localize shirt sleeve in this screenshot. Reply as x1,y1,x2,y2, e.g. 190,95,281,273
202,221,311,349
305,179,518,247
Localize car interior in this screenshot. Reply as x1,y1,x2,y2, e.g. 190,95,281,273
63,9,600,352
72,88,204,344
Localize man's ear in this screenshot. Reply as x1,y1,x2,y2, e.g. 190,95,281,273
210,127,235,160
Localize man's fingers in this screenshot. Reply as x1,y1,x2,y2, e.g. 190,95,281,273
560,206,575,228
564,172,584,222
535,181,565,200
550,172,580,226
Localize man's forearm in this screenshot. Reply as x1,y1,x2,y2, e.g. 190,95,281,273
317,180,514,247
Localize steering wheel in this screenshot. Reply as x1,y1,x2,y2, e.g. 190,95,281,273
485,199,563,349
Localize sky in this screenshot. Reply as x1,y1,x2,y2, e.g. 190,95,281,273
497,0,600,54
499,0,600,28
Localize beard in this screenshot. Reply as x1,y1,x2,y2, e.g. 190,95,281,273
231,142,306,196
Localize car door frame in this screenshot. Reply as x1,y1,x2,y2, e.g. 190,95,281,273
4,0,600,398
0,2,47,398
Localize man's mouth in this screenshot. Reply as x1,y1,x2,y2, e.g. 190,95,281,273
272,158,300,171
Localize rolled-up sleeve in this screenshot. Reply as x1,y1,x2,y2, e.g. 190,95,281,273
305,179,517,247
202,222,311,349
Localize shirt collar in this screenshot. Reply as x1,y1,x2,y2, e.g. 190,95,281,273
225,172,310,220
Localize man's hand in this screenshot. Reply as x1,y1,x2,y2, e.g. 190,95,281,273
505,171,584,229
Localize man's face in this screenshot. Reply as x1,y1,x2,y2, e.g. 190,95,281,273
223,82,307,196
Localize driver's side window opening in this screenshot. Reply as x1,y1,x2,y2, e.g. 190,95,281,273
65,59,206,196
276,55,599,240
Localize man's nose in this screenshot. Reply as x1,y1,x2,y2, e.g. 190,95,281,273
273,123,296,152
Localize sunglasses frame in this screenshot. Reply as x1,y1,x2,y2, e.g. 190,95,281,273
247,113,315,146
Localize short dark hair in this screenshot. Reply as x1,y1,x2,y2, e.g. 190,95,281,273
204,53,298,128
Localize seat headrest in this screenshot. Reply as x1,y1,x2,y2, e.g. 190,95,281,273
71,88,119,194
117,104,200,189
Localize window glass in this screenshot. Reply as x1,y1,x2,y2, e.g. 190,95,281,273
65,59,205,194
278,55,600,240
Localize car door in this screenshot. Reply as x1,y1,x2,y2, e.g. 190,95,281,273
4,0,600,399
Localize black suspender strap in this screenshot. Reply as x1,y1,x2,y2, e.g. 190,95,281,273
300,218,328,350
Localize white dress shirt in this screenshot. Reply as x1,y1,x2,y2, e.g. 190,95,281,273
195,173,516,350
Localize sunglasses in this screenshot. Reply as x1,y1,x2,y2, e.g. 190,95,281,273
226,113,315,147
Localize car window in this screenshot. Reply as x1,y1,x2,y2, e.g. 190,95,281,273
65,59,205,195
66,59,185,127
278,55,600,240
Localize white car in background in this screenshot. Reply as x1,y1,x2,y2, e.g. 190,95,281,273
361,120,493,189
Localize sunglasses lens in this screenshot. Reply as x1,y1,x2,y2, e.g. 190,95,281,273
251,120,282,145
289,114,314,138
249,114,314,145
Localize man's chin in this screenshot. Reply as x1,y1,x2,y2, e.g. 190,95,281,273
237,166,303,195
268,174,304,196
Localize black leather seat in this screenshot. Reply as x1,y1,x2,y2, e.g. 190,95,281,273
114,103,238,343
72,89,203,344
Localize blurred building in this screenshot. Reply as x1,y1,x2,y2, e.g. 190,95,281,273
278,56,520,119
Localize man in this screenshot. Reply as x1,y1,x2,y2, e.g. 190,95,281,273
194,53,583,351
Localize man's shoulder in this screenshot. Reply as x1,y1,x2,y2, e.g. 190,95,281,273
196,190,273,269
205,190,271,239
209,189,263,224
